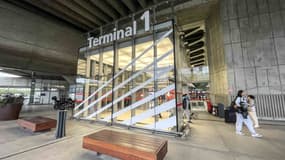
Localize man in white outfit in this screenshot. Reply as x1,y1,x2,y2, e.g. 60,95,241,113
234,90,262,138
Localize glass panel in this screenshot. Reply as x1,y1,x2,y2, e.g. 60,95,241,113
175,28,189,131
131,35,155,129
77,59,86,76
110,16,134,124
75,8,178,133
74,85,84,104
154,30,176,132
88,58,99,115
112,41,132,123
88,47,114,122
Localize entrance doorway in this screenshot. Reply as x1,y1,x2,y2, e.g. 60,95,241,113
74,1,228,134
74,6,180,133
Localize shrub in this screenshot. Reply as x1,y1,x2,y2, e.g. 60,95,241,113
0,95,24,107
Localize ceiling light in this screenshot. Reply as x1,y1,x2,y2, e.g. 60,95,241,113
0,72,21,78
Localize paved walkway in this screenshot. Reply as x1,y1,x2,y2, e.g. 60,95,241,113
0,110,285,160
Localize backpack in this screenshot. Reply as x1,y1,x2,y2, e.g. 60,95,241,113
182,97,187,110
230,97,238,112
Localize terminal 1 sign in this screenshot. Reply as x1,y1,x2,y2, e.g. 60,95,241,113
88,10,150,49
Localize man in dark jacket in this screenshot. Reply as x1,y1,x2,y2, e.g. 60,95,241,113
182,93,191,122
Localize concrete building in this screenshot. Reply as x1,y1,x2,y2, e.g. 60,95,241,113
0,0,284,128
0,0,285,159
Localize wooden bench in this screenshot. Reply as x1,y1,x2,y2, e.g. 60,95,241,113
83,129,168,160
17,116,57,132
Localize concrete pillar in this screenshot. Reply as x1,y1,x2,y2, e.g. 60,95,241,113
218,0,285,97
206,2,229,105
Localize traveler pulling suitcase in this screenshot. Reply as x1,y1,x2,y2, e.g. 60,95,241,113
224,106,236,123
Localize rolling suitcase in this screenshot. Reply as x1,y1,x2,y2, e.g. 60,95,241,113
224,107,236,123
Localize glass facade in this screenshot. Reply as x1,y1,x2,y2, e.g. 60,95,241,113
74,2,193,134
0,78,67,105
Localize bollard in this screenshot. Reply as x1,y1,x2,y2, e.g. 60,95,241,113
55,110,67,139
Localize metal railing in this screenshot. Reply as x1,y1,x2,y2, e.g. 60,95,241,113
231,94,285,121
255,95,285,121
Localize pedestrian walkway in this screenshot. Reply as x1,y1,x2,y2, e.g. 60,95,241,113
0,110,285,160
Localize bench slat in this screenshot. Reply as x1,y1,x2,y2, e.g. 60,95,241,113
84,137,156,160
88,132,163,150
83,129,167,160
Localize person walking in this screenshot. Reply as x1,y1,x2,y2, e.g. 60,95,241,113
182,93,191,122
234,90,262,138
247,95,260,128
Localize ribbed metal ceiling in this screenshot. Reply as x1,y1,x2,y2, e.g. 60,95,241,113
5,0,167,32
182,24,207,67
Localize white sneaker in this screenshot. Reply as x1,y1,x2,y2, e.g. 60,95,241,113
252,133,263,138
254,125,260,128
236,132,245,136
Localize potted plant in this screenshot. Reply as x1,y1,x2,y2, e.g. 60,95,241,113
0,95,24,121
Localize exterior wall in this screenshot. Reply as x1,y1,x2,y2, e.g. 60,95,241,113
0,1,84,75
207,3,229,105
220,0,285,95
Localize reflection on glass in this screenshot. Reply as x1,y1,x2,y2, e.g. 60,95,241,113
154,35,176,132
88,50,114,121
77,59,86,76
114,44,132,122
77,23,176,132
132,38,154,128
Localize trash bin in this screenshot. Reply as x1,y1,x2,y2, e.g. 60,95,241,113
55,110,67,139
217,103,224,118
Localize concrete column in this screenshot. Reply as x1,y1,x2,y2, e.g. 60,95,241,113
206,2,229,105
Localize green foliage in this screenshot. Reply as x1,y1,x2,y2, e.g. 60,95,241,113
0,88,30,96
0,96,24,108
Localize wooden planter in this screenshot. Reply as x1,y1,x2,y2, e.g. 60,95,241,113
0,103,23,121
